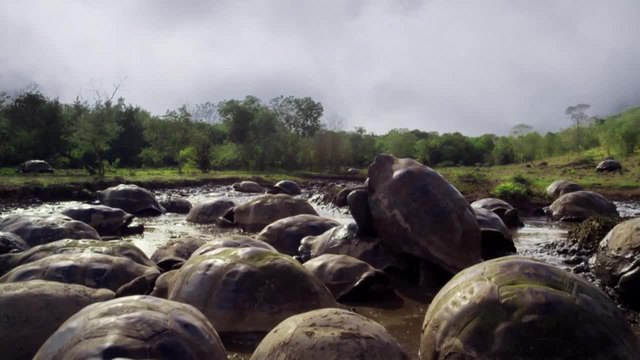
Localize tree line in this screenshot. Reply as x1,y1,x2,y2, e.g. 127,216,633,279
0,89,639,175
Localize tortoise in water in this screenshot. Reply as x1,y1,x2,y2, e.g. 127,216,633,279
419,256,640,359
298,222,401,271
97,184,165,216
0,232,28,255
251,308,407,360
0,214,100,247
470,197,524,228
0,253,160,296
545,190,618,221
0,280,114,360
34,295,227,360
597,159,622,172
303,254,393,301
150,236,208,271
232,181,264,193
545,179,583,199
191,235,276,257
594,217,640,306
367,154,482,274
16,160,54,173
159,196,193,214
222,194,318,232
0,238,154,276
256,214,340,255
61,204,139,236
186,198,237,224
270,180,302,195
165,247,337,340
347,189,376,235
473,208,516,260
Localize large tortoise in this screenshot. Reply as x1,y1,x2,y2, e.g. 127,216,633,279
0,280,114,360
186,198,237,224
34,295,227,360
150,236,208,271
17,160,54,173
0,253,160,296
367,154,482,273
298,222,400,271
221,194,318,232
473,208,516,260
303,254,392,301
419,256,639,359
97,184,165,216
251,308,407,360
0,238,154,276
545,190,618,221
271,180,302,195
594,217,640,305
470,198,524,228
545,179,583,199
256,214,340,255
159,196,193,214
0,231,28,255
165,247,337,340
232,181,264,193
61,204,137,236
0,214,100,247
190,235,276,257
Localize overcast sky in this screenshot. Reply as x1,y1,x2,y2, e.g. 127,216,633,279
1,0,639,135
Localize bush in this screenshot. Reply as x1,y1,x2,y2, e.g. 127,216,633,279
456,171,489,186
492,181,531,200
510,173,531,187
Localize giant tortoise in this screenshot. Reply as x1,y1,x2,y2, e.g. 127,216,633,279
232,181,263,193
0,280,114,360
190,235,276,257
470,197,524,228
0,238,154,276
271,180,302,195
419,256,639,359
165,247,337,341
34,295,227,360
150,236,208,271
473,208,516,260
0,231,28,255
97,184,165,216
0,214,100,247
597,159,622,172
17,160,54,173
594,217,640,306
61,204,137,236
251,308,407,360
367,154,482,274
159,196,193,214
256,214,340,255
545,179,583,199
221,194,318,232
545,190,618,221
303,254,392,301
0,253,160,296
186,198,237,224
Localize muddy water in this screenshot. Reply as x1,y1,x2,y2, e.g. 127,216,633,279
2,186,639,359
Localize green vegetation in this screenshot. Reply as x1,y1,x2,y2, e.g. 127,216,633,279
491,182,532,201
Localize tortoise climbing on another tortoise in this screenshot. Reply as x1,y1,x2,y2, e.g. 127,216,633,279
34,295,227,360
250,308,407,360
419,256,640,359
97,184,165,216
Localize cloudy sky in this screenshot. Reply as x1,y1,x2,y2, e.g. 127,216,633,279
1,0,639,135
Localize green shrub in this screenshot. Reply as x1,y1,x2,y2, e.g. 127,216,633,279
510,173,531,187
492,181,531,200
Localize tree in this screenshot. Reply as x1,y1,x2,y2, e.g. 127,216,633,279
565,104,590,151
270,96,323,137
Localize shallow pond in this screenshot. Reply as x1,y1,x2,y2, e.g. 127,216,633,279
1,185,639,359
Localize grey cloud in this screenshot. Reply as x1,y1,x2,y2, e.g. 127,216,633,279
1,0,639,135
